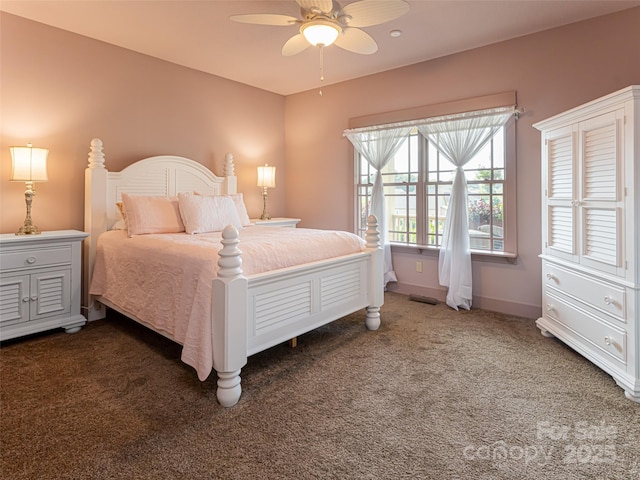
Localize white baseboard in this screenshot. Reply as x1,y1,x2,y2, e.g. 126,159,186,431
388,282,542,319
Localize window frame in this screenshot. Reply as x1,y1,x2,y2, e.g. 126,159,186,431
354,115,517,259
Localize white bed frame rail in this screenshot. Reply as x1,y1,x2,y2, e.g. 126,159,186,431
84,138,383,407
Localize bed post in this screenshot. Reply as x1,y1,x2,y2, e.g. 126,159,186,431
365,215,383,331
84,138,108,321
223,153,237,195
212,225,248,407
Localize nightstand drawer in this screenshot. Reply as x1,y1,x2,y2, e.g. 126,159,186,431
0,245,73,271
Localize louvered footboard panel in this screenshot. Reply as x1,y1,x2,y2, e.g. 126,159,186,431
254,282,313,334
321,268,362,309
247,254,370,355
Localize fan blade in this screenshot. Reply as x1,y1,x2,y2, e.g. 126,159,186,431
230,13,298,26
295,0,334,14
334,27,378,55
341,0,409,28
282,34,311,56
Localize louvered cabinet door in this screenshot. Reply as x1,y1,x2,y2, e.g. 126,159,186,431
0,274,30,326
544,125,578,262
578,109,625,276
30,270,72,321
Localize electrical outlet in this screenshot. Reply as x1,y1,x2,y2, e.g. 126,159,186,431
416,261,423,273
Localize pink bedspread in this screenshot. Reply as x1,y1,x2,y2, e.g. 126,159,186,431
90,226,365,380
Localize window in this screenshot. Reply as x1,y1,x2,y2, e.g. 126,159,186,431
355,120,515,255
356,131,419,243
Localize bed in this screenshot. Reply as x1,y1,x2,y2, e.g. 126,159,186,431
84,138,384,407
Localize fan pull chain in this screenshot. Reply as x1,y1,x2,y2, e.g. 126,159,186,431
319,46,324,96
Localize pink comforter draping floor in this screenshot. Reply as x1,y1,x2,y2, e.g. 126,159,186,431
90,226,365,380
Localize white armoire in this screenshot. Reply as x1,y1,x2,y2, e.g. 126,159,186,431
534,86,639,403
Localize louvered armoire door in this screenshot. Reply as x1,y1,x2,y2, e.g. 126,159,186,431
577,109,625,276
543,124,578,262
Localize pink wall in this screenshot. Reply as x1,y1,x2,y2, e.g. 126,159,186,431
0,13,286,234
284,7,640,317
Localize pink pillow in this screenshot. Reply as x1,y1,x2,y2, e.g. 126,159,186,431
121,194,185,236
178,193,243,234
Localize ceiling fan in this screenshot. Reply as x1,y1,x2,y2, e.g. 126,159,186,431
230,0,410,56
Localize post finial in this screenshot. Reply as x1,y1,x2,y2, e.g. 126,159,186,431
224,153,235,177
365,214,381,249
217,225,243,278
88,138,105,169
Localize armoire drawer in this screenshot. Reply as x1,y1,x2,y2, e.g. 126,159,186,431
544,263,626,323
543,290,626,364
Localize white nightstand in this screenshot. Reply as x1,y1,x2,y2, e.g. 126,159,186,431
0,230,89,341
251,218,301,228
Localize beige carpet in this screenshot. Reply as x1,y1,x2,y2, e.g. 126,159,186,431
1,292,638,479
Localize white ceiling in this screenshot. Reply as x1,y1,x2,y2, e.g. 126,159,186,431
2,0,638,95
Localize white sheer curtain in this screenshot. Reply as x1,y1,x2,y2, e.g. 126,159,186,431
417,107,514,310
345,127,412,286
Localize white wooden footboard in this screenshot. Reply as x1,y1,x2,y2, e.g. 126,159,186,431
212,215,383,407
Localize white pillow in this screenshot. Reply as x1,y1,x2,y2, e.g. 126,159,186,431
121,194,185,236
178,192,243,234
194,192,252,227
227,193,251,226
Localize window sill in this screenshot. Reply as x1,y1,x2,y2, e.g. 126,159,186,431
390,243,518,264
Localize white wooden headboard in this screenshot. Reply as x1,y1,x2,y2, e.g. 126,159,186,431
83,138,237,320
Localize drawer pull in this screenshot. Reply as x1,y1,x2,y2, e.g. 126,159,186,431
546,303,555,312
22,297,30,303
603,296,612,305
26,256,37,264
546,273,557,281
604,336,611,346
30,295,38,302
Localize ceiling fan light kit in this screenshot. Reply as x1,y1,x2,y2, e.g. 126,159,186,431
300,20,342,47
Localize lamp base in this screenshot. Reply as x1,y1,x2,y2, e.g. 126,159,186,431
260,188,270,220
16,185,41,235
16,224,41,235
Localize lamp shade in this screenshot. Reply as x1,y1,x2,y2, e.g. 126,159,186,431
10,145,49,182
257,164,276,188
301,20,341,47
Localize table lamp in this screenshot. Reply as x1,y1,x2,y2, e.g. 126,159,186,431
10,143,48,235
257,164,276,220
